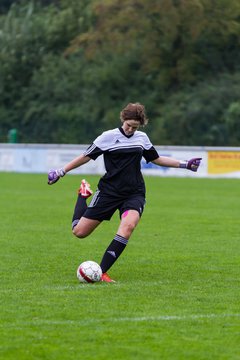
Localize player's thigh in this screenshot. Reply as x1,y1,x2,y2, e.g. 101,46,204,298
117,210,140,239
73,217,101,238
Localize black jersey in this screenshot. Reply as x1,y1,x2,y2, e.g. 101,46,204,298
84,127,159,197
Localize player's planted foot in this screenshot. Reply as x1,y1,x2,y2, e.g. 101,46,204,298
101,272,116,283
78,179,93,198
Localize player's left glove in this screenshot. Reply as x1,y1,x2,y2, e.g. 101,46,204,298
48,168,66,185
179,158,202,172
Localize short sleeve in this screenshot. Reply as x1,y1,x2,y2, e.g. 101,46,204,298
83,143,103,160
142,146,159,163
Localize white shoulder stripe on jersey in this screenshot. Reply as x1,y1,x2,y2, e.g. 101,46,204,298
84,144,97,156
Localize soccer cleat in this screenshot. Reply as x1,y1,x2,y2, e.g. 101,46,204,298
78,179,93,198
101,272,116,283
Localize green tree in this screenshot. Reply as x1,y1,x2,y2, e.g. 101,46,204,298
66,0,240,87
153,72,240,146
0,0,90,141
1,0,240,145
0,0,16,14
225,102,240,146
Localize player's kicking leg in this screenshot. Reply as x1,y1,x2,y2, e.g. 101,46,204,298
72,179,100,238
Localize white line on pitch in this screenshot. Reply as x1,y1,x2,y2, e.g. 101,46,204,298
1,313,240,327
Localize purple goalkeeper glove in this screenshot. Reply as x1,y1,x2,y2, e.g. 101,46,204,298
179,158,202,172
48,168,66,185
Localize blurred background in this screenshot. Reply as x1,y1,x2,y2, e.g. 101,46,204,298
0,0,240,146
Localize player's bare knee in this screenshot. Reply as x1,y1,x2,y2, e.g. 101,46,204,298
72,227,87,238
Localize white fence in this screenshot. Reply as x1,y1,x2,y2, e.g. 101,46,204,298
1,143,240,178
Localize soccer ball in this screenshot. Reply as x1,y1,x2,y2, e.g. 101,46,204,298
77,261,102,283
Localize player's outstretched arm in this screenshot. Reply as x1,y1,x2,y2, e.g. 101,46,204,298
152,156,202,172
47,154,91,185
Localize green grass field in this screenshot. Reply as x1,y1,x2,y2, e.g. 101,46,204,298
0,172,239,360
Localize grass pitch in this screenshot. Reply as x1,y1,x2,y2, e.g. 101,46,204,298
0,173,239,360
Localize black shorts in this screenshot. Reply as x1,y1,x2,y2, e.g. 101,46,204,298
83,190,146,221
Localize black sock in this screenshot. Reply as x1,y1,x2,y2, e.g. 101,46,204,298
100,234,128,273
71,195,87,229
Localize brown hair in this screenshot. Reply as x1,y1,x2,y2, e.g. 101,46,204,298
120,103,148,126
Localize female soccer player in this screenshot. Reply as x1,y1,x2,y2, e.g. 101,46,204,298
48,103,201,282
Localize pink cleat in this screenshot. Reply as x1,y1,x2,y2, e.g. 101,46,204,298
101,272,116,283
78,179,93,198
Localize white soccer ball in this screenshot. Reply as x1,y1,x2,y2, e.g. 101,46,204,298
77,261,102,283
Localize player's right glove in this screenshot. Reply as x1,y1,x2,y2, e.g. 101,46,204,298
48,168,66,185
179,158,202,172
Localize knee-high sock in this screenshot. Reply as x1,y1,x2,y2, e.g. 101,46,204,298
100,234,128,273
72,195,87,229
